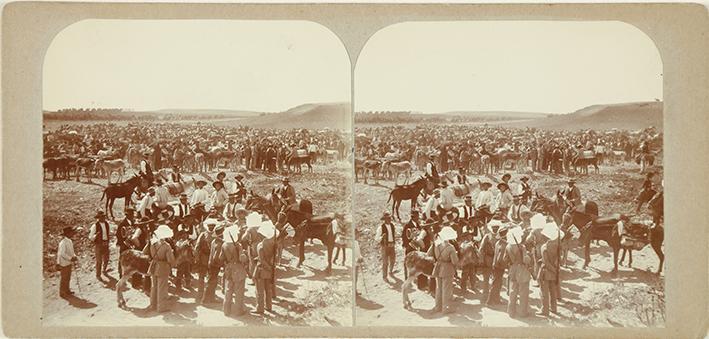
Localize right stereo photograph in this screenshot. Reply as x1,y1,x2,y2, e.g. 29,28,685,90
353,21,664,328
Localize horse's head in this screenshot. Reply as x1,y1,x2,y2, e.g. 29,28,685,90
531,192,559,216
457,240,480,268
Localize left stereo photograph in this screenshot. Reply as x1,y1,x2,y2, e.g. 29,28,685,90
42,20,353,327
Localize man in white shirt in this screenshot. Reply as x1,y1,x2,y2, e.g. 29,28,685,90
137,187,156,219
438,180,455,215
476,181,495,223
57,226,78,298
174,193,191,220
375,212,397,281
191,180,209,209
153,178,170,213
423,190,440,221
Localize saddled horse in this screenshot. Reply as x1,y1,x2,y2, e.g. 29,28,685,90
115,239,194,309
620,192,664,274
401,239,480,310
101,175,145,219
388,176,433,221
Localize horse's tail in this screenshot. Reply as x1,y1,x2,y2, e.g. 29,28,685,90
387,189,394,204
100,188,106,202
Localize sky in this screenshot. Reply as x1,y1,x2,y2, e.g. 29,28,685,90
43,20,350,112
355,21,663,114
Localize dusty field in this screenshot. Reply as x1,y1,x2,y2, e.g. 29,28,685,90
42,162,352,326
354,161,665,327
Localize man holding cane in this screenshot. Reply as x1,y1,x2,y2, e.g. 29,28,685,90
57,226,78,298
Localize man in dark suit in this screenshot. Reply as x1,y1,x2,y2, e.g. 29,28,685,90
402,209,421,278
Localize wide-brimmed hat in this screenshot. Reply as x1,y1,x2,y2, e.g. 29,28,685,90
204,218,219,226
223,225,239,243
235,174,244,180
438,226,458,241
154,224,174,240
497,182,509,190
195,180,208,187
568,178,576,184
282,177,290,183
228,192,238,198
258,220,276,238
480,181,493,188
520,176,530,182
487,219,504,233
234,204,248,216
410,209,419,216
155,178,163,185
246,212,262,228
179,193,188,198
142,151,151,156
214,223,225,235
506,226,524,243
541,221,564,240
520,207,534,221
464,195,472,201
62,226,76,237
217,171,226,179
381,211,392,220
155,209,174,222
213,181,224,189
95,210,106,219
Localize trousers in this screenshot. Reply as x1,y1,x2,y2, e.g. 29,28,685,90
94,242,109,276
203,265,221,303
59,264,72,295
486,267,505,305
381,244,395,279
149,275,170,312
460,266,477,293
223,276,246,316
256,278,273,312
507,278,530,317
434,276,453,312
540,279,559,314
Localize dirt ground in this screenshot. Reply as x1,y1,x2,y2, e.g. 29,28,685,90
354,161,665,327
42,162,352,327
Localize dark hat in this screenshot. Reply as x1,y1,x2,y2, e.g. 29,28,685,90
156,209,175,222
520,176,530,182
212,181,224,189
497,182,509,190
568,178,576,184
282,177,290,182
155,178,163,185
62,226,76,237
179,193,188,198
217,171,226,179
410,209,419,215
125,206,135,212
235,174,244,180
214,223,225,235
95,210,106,219
464,195,473,201
228,192,238,197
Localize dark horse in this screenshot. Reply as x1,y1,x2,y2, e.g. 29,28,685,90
620,192,664,274
387,176,433,221
100,175,144,219
246,190,334,274
287,152,313,174
530,192,628,273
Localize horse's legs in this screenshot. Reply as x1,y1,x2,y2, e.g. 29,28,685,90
651,234,664,274
116,267,132,308
108,198,116,219
583,239,591,270
620,248,627,265
628,249,633,267
326,241,333,274
402,271,418,310
297,239,305,267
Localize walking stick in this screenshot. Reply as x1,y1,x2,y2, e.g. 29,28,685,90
358,264,368,295
74,261,82,293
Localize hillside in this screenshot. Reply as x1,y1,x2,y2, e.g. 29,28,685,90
230,102,351,130
504,101,663,131
154,108,262,117
431,110,550,120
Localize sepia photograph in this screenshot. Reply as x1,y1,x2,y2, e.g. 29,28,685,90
41,19,353,327
353,21,665,327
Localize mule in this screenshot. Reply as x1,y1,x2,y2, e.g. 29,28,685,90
115,239,194,309
284,208,335,274
401,239,479,310
288,153,313,174
101,175,144,219
387,177,431,221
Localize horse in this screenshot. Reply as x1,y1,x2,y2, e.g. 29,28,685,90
401,239,479,310
573,151,600,175
194,153,206,173
101,175,144,219
387,176,432,221
383,161,413,182
43,156,75,180
287,152,313,174
96,158,127,181
638,153,655,173
282,205,335,274
74,157,97,182
619,192,664,274
359,159,382,184
115,239,194,309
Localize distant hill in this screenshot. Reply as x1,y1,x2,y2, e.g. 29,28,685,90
228,102,351,130
153,109,262,117
503,101,663,131
430,111,550,120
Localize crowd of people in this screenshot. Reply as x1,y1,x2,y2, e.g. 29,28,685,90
44,122,349,176
52,122,351,318
355,125,661,175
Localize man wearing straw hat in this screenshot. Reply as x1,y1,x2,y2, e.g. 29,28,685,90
504,226,532,318
427,226,459,314
254,220,277,314
538,221,564,317
479,219,502,298
220,225,249,316
143,224,176,313
524,213,547,287
475,180,495,224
